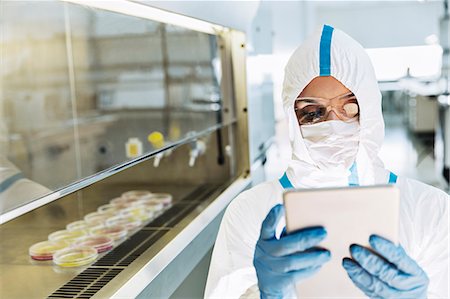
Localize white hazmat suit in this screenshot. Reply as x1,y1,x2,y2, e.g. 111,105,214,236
205,25,450,298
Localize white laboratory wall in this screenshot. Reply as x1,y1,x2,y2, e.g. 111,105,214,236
139,1,260,32
312,1,442,48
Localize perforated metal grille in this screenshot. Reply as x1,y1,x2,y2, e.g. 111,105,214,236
92,229,167,267
48,268,122,299
47,185,218,298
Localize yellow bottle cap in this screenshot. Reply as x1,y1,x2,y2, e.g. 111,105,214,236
148,132,165,149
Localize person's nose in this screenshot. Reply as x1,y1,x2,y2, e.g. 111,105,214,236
326,109,340,121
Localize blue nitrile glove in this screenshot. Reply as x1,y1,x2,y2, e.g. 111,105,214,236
342,234,429,299
253,204,331,299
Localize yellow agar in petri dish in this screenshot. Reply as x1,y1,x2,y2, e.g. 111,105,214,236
53,246,98,267
120,206,154,221
106,215,142,231
29,240,68,260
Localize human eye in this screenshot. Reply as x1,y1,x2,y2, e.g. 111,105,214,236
297,105,326,124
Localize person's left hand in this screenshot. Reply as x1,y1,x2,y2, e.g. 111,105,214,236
342,234,429,299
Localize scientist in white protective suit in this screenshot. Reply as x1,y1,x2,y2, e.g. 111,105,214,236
205,25,450,299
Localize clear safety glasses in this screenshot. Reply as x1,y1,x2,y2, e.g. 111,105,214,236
294,92,359,125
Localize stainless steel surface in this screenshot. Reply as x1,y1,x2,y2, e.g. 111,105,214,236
222,30,251,177
0,182,205,298
103,176,251,298
0,176,250,298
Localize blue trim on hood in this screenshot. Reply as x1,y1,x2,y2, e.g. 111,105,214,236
278,170,398,190
348,162,359,186
319,25,334,76
388,172,398,184
279,172,294,189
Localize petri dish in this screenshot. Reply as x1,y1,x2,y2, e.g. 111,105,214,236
120,206,154,221
141,193,173,207
53,246,98,267
121,190,151,200
97,203,126,214
29,240,68,261
110,197,140,206
66,220,93,232
90,225,127,241
48,230,87,244
133,199,164,213
84,212,110,226
106,215,142,231
73,236,114,253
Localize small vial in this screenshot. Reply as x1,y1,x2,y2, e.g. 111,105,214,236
126,138,143,158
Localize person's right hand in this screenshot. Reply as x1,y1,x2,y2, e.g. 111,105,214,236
253,204,331,299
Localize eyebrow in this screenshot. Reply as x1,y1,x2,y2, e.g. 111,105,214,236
339,92,356,100
296,98,319,103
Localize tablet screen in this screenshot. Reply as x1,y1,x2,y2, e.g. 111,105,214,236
283,185,400,298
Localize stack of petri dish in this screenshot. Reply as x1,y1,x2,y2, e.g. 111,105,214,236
29,240,68,261
29,190,172,267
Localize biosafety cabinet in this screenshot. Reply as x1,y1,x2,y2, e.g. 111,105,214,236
0,1,253,298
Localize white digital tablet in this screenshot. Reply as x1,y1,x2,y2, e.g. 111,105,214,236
283,185,400,298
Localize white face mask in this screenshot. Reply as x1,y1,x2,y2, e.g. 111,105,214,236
300,120,360,170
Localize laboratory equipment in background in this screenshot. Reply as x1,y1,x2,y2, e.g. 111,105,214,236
189,139,207,167
437,94,450,184
407,95,438,133
397,0,450,187
438,0,450,184
0,1,254,298
147,131,168,167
